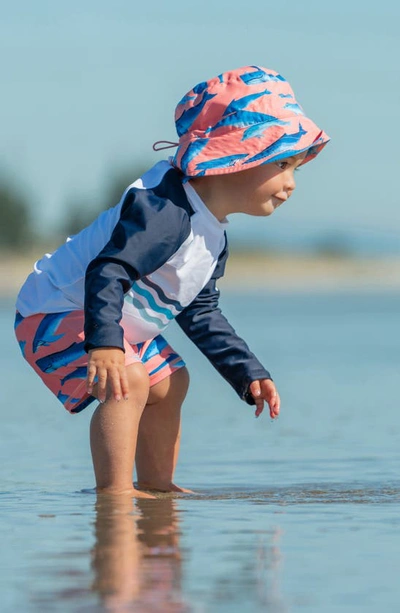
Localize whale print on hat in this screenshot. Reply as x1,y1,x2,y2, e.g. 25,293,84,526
172,65,330,177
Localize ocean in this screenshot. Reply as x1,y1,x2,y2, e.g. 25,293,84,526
1,288,400,612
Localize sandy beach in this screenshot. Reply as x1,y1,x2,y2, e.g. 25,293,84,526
2,251,399,299
222,253,400,291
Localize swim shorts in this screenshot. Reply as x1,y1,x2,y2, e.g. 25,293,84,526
14,310,185,414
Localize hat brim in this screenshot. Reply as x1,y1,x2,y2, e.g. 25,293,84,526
173,114,329,177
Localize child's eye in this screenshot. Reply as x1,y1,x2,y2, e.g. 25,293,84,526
277,161,289,170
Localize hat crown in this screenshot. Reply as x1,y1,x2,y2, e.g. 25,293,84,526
174,66,301,138
172,65,329,177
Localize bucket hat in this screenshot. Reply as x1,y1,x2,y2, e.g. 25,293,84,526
165,65,329,177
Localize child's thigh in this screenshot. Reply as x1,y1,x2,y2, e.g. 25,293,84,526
147,366,190,406
14,310,140,414
133,335,186,390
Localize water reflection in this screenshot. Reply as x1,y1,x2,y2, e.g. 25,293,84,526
91,495,188,612
204,525,288,612
254,528,287,612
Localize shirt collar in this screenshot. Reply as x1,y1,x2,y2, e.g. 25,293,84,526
183,181,229,230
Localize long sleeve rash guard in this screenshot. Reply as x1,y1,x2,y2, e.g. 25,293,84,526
16,160,271,404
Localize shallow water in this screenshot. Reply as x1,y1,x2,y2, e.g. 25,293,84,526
1,289,400,612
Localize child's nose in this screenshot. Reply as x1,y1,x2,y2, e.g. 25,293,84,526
285,171,296,196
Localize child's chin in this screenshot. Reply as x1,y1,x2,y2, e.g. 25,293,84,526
260,206,275,217
248,205,275,217
250,211,274,218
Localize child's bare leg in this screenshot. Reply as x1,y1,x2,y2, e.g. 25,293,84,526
90,362,154,497
135,367,190,493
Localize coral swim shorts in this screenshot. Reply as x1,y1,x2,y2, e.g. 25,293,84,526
14,310,185,414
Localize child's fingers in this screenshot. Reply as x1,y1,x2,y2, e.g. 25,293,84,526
86,363,97,394
119,368,129,401
259,379,280,419
249,380,261,398
249,380,264,417
269,388,281,418
96,367,108,403
255,402,264,418
250,379,281,419
86,348,126,403
107,367,123,401
271,391,281,417
107,365,129,401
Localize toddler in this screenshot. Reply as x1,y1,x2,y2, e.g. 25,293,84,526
15,65,329,496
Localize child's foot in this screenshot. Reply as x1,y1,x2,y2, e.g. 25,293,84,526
136,481,194,494
132,487,157,498
96,486,156,498
166,483,194,494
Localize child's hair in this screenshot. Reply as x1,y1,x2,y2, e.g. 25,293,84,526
168,65,329,178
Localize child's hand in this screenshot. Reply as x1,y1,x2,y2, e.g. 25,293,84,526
86,348,128,403
249,379,280,419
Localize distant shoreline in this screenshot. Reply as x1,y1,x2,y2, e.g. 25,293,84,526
222,253,400,292
2,251,400,299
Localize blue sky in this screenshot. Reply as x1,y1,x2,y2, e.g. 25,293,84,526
1,0,400,253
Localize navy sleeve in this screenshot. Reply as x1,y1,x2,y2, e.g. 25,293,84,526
175,237,272,405
84,187,191,352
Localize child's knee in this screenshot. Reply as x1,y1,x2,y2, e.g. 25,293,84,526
125,362,151,397
173,366,190,400
177,366,190,393
147,366,190,405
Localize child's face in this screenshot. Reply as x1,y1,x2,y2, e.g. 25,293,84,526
228,151,307,217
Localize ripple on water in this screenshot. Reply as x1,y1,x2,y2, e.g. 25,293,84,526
184,481,400,505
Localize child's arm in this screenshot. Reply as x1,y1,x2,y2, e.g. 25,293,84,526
176,239,280,418
83,186,192,400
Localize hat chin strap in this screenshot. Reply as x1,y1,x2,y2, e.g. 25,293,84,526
152,140,179,151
